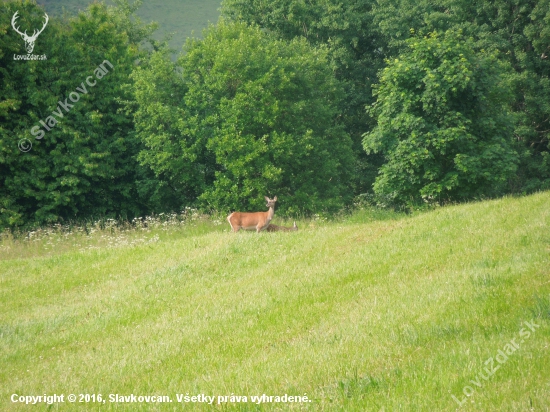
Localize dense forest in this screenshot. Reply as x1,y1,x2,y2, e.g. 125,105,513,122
1,0,549,228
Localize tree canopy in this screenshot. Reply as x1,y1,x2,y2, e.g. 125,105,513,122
132,21,355,214
363,31,518,205
223,0,550,203
1,0,549,228
0,1,169,227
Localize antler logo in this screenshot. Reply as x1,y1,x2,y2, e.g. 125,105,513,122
11,11,49,54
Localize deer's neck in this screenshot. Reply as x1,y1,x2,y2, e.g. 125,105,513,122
267,206,275,222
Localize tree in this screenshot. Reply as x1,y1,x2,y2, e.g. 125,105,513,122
225,0,550,195
132,21,355,214
371,0,550,193
221,0,385,193
363,31,518,206
0,0,161,228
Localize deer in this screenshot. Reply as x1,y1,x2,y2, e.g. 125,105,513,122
227,196,277,233
266,221,298,232
11,11,49,54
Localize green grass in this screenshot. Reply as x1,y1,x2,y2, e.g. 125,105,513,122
1,193,549,411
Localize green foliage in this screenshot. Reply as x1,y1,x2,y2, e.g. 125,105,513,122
224,0,550,196
132,21,355,214
3,0,549,227
0,1,165,229
221,0,385,193
372,0,550,194
130,46,209,207
363,31,518,205
512,0,550,192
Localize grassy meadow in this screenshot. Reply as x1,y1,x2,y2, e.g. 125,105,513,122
1,193,550,411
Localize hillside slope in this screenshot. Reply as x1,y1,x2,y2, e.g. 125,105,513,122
38,0,221,51
1,193,549,411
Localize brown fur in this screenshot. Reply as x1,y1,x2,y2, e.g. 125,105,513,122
227,196,277,233
266,221,298,232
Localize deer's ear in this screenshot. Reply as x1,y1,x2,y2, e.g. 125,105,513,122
273,196,277,201
264,196,269,202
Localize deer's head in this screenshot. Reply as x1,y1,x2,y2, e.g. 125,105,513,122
264,196,278,209
11,11,49,54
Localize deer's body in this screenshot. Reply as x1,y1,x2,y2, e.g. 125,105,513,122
266,221,298,232
227,196,277,233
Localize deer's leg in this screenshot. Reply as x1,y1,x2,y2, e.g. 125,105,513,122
227,214,238,232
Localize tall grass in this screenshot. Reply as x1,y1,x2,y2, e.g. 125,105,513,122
0,202,403,261
0,208,229,260
1,193,549,411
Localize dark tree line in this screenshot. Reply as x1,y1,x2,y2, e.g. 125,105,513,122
1,0,549,228
223,0,550,203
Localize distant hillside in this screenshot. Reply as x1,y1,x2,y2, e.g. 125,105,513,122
37,0,221,51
